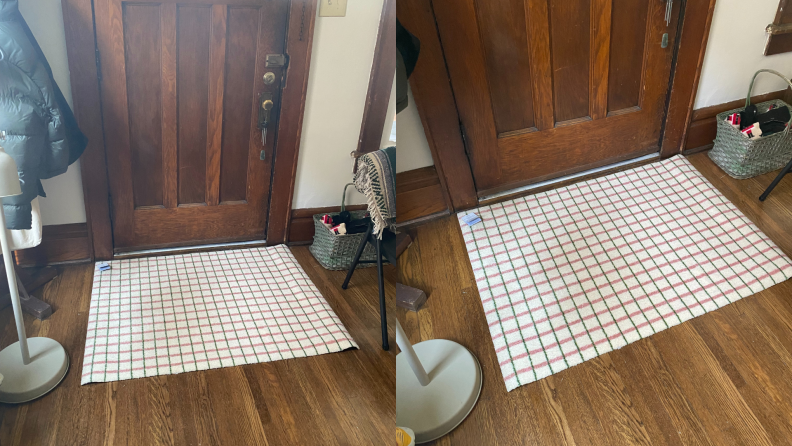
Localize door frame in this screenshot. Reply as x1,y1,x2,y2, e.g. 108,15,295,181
397,0,718,213
62,0,318,260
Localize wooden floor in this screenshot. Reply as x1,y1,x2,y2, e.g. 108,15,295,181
398,152,792,445
0,246,395,446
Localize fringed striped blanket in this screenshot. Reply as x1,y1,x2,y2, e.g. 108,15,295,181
355,146,396,238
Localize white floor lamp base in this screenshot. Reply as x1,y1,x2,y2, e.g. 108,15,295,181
396,339,482,444
0,337,69,404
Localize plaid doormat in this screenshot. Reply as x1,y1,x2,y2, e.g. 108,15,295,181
459,156,792,392
81,245,357,384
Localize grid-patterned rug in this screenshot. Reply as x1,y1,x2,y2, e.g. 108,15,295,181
81,245,357,384
459,156,792,392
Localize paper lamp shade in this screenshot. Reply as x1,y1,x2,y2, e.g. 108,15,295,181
0,148,21,198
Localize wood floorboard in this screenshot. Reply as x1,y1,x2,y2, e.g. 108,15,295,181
397,152,792,445
0,246,394,446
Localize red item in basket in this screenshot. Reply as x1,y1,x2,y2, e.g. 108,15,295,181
726,112,741,128
741,122,762,139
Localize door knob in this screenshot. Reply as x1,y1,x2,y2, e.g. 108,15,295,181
258,93,275,150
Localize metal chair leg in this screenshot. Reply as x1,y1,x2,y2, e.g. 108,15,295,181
376,237,389,351
760,157,792,201
342,221,373,290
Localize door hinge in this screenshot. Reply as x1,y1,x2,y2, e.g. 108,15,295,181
107,193,114,222
95,49,102,82
767,23,792,35
459,121,469,156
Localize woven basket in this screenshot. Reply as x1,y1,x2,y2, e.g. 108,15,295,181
309,183,377,270
709,69,792,179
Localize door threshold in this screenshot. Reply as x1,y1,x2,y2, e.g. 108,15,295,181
478,153,661,205
113,239,268,259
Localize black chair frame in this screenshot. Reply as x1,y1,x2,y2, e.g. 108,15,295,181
341,219,395,350
760,156,792,201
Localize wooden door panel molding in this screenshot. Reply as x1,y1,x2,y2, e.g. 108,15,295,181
590,0,612,121
94,0,287,249
432,0,679,191
607,0,651,113
206,4,227,207
549,0,592,124
161,3,179,209
475,0,537,134
175,4,212,206
402,0,713,201
495,112,660,194
63,0,317,256
525,0,554,132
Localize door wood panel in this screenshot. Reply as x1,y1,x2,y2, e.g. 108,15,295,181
94,0,289,250
432,0,681,194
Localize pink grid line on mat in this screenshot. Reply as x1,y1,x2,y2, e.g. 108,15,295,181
458,155,792,392
81,245,357,384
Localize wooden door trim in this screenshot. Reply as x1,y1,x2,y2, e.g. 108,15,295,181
62,0,114,261
660,0,718,157
62,0,317,256
357,0,396,155
396,1,478,213
400,0,717,209
259,0,317,246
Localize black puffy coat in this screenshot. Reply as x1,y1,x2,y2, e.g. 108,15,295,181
0,0,86,229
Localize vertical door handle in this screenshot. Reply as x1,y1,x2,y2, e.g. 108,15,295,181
661,0,673,48
258,92,274,158
665,0,673,26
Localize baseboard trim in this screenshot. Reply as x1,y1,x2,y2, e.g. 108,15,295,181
396,166,448,223
395,209,451,231
14,223,92,267
681,144,713,156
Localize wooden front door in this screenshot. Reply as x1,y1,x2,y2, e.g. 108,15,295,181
432,0,681,194
94,0,290,250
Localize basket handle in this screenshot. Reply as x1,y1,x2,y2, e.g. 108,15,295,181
340,183,354,212
745,69,792,136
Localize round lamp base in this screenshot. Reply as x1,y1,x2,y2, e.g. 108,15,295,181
0,337,69,404
396,339,482,444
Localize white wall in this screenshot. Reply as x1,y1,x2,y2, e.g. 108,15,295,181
695,0,792,109
395,85,434,173
19,0,87,225
292,0,384,208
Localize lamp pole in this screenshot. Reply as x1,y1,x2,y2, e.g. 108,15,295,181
0,132,69,403
0,208,29,365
